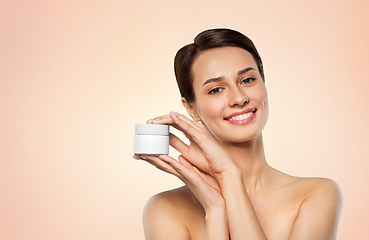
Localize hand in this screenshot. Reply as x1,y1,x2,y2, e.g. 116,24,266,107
147,111,234,175
134,154,225,212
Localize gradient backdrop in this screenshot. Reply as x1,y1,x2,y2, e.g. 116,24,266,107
1,0,368,239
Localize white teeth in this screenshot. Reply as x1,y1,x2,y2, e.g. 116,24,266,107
229,111,254,121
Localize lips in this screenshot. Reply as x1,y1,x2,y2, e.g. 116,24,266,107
224,108,256,121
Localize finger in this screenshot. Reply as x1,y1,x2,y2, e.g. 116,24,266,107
178,155,221,191
159,154,203,184
160,155,221,203
172,112,203,132
138,154,163,169
146,114,169,123
169,133,190,156
179,155,210,179
146,114,184,132
170,111,205,143
178,116,211,139
193,168,221,192
179,155,204,176
139,154,183,180
178,155,194,168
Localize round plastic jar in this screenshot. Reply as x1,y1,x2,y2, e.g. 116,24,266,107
133,124,169,155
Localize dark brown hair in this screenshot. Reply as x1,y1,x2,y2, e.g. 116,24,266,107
174,28,264,103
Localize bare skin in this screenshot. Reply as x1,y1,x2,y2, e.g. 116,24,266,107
143,177,341,240
136,47,343,240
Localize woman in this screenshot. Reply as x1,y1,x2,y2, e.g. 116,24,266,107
133,28,342,240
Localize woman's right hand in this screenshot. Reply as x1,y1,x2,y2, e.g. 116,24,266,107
134,153,225,213
136,153,230,239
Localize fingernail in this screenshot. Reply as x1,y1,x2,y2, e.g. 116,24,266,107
146,118,160,124
170,111,177,117
133,155,140,160
140,156,148,160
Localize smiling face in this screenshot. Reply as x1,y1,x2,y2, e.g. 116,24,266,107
184,46,269,143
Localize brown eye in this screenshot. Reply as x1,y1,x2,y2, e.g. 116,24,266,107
209,87,222,94
241,77,256,84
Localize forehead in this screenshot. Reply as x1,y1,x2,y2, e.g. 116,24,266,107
192,46,257,84
196,46,257,74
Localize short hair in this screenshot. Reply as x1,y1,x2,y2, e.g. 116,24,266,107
174,28,264,103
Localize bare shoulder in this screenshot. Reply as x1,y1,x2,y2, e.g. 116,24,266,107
290,176,343,215
144,185,201,217
143,185,202,240
288,177,343,239
293,177,342,202
272,170,342,202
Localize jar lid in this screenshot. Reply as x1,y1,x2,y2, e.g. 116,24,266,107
135,124,169,136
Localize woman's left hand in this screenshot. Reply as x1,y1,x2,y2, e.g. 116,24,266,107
148,111,235,176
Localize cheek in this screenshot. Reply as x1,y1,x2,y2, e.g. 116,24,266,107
199,101,220,119
263,87,268,107
251,84,268,105
196,96,227,121
257,86,269,121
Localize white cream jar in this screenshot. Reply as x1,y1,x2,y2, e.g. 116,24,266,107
133,124,169,155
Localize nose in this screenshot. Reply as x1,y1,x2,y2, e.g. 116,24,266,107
228,85,249,107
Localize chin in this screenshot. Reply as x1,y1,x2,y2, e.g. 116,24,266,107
214,129,262,144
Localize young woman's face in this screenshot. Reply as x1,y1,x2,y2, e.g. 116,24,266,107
189,46,268,143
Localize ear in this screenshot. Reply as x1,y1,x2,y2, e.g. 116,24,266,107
181,97,201,122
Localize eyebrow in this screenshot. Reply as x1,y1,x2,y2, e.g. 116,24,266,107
238,67,256,75
201,67,256,87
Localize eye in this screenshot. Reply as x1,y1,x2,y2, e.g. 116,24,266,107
241,77,256,84
208,87,223,94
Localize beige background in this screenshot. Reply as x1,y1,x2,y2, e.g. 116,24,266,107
1,0,368,239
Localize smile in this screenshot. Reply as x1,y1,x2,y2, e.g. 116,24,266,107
224,108,257,124
228,111,254,121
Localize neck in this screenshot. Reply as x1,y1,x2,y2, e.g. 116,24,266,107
217,133,272,193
